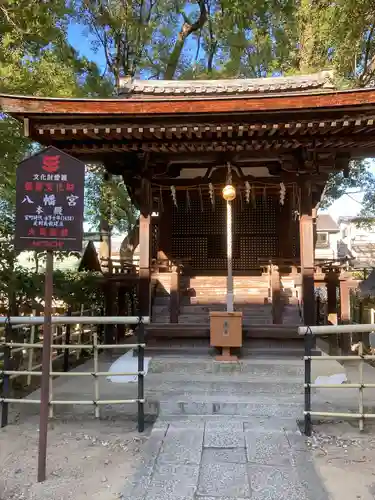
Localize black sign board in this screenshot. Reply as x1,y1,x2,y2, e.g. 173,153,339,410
15,146,85,252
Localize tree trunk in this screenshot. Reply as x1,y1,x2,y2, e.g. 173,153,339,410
164,2,207,79
119,218,140,261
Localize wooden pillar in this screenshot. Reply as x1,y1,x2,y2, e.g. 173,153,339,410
271,265,282,324
326,270,338,325
299,182,315,326
339,278,351,353
170,265,180,323
99,172,112,272
325,270,339,354
139,214,151,321
339,279,350,323
158,196,172,265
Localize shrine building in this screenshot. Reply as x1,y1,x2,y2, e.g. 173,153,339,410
1,71,373,344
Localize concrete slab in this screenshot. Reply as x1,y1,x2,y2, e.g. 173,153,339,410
157,428,203,465
197,463,251,498
146,463,199,500
245,430,293,467
248,464,312,500
201,447,247,464
204,421,245,448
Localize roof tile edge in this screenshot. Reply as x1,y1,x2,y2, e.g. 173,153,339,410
118,71,335,96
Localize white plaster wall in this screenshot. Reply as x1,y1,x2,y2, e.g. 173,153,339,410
315,232,340,261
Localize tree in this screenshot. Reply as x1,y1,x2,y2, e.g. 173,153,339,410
85,165,137,232
319,160,375,209
5,0,375,233
78,0,167,86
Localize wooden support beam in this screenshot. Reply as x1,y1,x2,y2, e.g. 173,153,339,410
139,214,152,322
299,182,315,326
339,278,351,324
271,265,282,324
339,278,351,354
325,270,339,325
170,265,180,323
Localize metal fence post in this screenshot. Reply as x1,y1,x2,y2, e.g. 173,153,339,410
63,307,72,372
1,320,12,428
304,326,313,437
137,317,145,433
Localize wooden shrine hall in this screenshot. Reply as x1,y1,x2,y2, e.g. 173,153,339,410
1,70,373,342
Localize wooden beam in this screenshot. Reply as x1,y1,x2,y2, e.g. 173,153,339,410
170,265,180,323
271,265,282,324
139,214,152,322
299,181,315,326
339,278,351,353
325,269,339,325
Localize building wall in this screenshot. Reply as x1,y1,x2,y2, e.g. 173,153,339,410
315,231,340,261
339,220,375,266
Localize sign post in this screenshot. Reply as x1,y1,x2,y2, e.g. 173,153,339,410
15,146,85,482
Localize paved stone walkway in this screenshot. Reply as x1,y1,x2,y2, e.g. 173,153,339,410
121,415,329,500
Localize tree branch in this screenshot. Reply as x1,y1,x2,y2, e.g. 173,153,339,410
165,0,207,79
359,23,375,85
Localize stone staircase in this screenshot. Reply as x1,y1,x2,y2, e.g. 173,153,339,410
122,354,328,500
151,273,302,329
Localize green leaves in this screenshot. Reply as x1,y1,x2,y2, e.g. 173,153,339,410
85,166,137,232
320,160,375,209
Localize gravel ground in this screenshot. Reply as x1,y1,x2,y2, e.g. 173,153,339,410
308,420,375,499
0,410,148,500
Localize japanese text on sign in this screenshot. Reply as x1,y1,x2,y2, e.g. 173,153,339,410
15,147,85,252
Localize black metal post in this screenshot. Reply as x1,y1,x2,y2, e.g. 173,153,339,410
137,317,145,433
316,294,320,325
304,326,313,436
1,320,12,428
63,307,72,372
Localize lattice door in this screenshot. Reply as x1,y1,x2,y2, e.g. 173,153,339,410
171,190,280,272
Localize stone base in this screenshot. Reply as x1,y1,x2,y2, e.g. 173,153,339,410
215,347,238,362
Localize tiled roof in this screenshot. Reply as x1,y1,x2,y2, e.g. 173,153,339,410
118,71,335,98
316,214,339,232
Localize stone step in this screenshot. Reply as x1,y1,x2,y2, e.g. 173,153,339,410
152,305,273,314
158,399,301,417
146,324,301,339
187,287,269,292
152,317,273,324
189,297,269,304
144,373,304,389
148,357,305,376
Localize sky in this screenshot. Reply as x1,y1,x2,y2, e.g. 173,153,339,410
68,22,106,71
67,23,372,224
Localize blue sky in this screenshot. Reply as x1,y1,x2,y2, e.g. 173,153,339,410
68,22,106,71
67,23,372,222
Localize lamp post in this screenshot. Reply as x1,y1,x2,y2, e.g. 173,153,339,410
222,182,236,313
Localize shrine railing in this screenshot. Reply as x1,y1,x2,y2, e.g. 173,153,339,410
0,306,95,386
100,256,138,275
1,315,149,432
299,323,375,437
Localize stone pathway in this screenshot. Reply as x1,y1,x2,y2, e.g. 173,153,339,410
121,415,329,500
119,354,359,500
